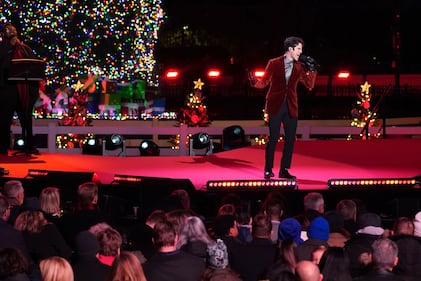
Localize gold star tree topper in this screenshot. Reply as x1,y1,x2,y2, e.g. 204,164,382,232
72,80,85,92
360,81,371,93
193,78,205,90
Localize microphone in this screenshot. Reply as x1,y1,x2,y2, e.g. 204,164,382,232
299,54,320,72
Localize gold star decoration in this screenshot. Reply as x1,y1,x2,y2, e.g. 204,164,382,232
360,81,371,93
193,78,205,90
72,80,85,92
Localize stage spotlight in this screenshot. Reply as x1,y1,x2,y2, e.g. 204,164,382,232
207,179,298,191
13,136,25,150
139,140,160,156
103,134,126,156
327,177,419,189
82,135,102,155
189,132,213,156
222,125,248,150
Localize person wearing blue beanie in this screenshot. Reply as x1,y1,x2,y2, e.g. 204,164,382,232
278,218,304,245
308,216,330,241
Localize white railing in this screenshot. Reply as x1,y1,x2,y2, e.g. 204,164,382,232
10,118,421,156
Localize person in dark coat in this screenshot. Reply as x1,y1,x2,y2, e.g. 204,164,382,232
229,213,278,281
58,182,109,249
143,220,205,281
344,212,385,278
353,238,406,281
389,217,421,281
14,210,72,263
71,231,112,281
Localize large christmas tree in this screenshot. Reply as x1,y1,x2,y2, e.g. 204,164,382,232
0,0,164,88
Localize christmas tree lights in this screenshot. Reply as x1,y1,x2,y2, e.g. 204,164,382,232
1,0,165,88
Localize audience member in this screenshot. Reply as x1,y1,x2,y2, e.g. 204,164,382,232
295,260,323,281
235,203,253,244
278,217,304,246
201,237,243,281
40,256,73,281
14,210,72,263
302,192,324,224
389,216,421,280
107,251,147,281
218,204,236,216
229,213,278,281
0,195,31,261
170,189,191,209
344,212,384,278
323,210,351,247
211,214,243,266
353,238,405,281
127,209,166,259
71,230,111,281
0,248,30,281
266,239,298,280
412,211,421,238
336,199,358,235
143,220,205,281
96,227,123,267
296,216,329,262
294,214,310,241
318,246,352,281
2,180,25,225
58,182,109,249
311,246,327,265
263,198,285,244
166,208,197,235
177,216,215,260
39,187,62,224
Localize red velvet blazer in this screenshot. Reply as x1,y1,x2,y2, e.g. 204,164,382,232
255,55,317,118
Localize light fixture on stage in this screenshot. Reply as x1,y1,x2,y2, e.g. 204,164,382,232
222,125,248,151
82,135,102,155
112,174,142,184
207,179,298,191
13,137,25,150
26,169,99,184
139,140,160,156
327,177,419,189
103,134,126,156
189,132,213,156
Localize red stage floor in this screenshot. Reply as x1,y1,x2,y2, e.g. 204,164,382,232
1,139,420,191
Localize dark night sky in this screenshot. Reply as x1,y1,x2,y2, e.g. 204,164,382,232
159,0,420,74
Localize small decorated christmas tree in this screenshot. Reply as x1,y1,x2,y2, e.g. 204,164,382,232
351,81,377,128
178,78,210,127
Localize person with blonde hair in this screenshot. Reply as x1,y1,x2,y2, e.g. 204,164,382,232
40,256,74,281
39,187,62,224
14,210,72,263
108,251,147,281
177,216,215,259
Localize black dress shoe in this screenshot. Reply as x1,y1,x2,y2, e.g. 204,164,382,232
264,171,275,179
25,147,40,156
279,169,296,179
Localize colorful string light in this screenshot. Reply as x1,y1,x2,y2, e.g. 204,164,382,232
1,0,165,87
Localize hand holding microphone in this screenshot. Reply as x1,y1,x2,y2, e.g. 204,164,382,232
299,54,320,72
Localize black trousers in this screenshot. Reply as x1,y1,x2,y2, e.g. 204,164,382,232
264,100,297,172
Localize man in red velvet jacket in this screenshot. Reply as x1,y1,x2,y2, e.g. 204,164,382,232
252,36,317,179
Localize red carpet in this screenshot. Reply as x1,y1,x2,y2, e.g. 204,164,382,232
1,139,420,191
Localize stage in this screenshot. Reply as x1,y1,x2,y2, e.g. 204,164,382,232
1,139,420,191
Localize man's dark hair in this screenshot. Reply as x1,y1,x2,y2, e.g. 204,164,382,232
283,36,304,52
252,213,272,238
153,220,176,249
